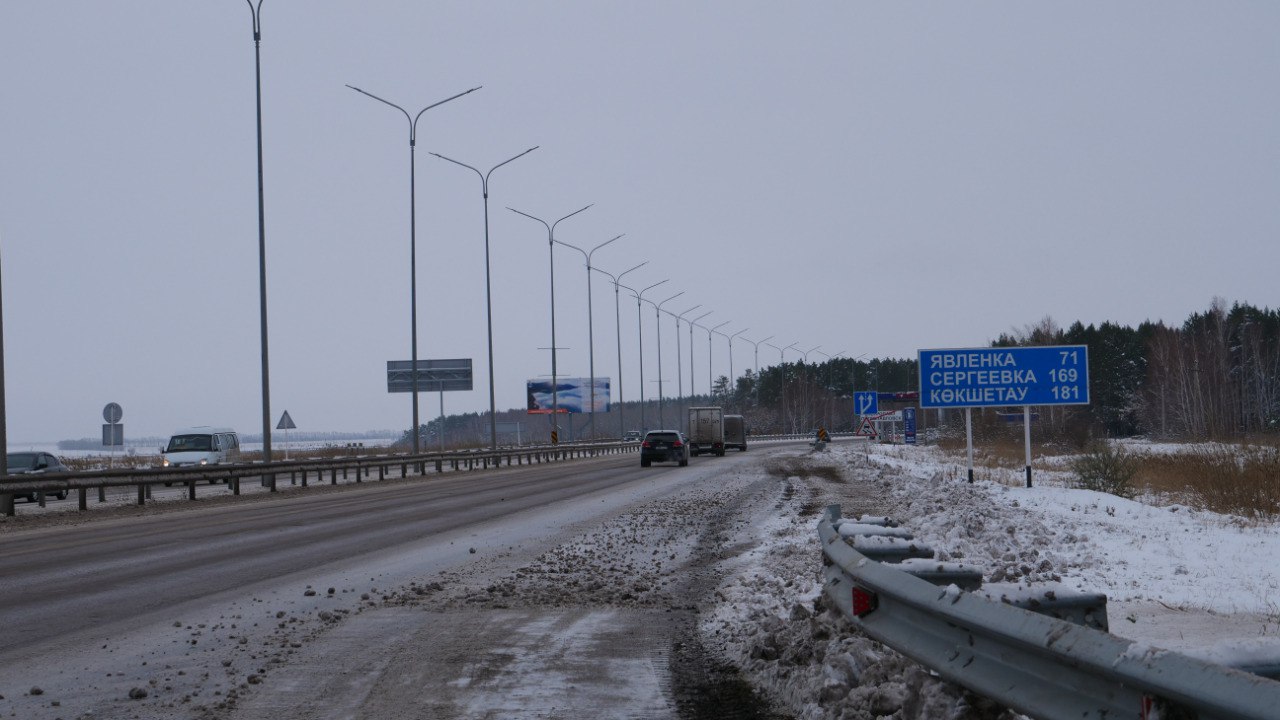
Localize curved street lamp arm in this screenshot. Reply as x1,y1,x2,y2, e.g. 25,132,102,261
552,204,594,234
346,84,410,124
245,0,264,35
676,304,702,320
507,207,551,235
485,146,539,184
631,278,668,301
656,291,685,312
428,152,482,180
431,146,540,195
413,86,483,128
346,85,481,145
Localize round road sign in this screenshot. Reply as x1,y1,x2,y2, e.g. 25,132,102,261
103,402,123,424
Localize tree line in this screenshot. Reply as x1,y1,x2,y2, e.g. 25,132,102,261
397,297,1278,445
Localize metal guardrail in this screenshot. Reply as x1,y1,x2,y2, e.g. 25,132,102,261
0,432,833,517
819,504,1280,720
0,440,640,516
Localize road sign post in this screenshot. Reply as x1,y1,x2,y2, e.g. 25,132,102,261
919,345,1090,486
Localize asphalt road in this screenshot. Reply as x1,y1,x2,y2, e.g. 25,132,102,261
0,444,804,719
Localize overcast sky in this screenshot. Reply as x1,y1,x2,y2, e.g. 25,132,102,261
2,2,1278,442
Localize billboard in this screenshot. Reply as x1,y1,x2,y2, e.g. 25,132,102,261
387,359,473,393
526,377,611,414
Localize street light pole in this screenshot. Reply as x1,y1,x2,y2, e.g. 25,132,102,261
593,262,646,438
652,291,685,428
743,335,774,406
689,311,712,399
725,328,749,406
708,320,730,400
672,304,702,401
767,341,799,433
347,83,481,455
242,0,275,477
429,147,538,450
624,279,668,432
555,234,624,441
509,205,593,442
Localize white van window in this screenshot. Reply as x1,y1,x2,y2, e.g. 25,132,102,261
166,435,213,453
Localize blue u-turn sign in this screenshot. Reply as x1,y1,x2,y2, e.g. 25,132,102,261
918,345,1089,409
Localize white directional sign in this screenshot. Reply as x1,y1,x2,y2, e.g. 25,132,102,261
854,391,878,416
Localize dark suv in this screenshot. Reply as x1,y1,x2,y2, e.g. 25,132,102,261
640,430,690,467
5,452,71,501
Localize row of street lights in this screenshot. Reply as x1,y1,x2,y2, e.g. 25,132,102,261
247,8,838,449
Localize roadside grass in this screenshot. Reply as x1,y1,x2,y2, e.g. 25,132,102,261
933,434,1280,519
1133,444,1280,520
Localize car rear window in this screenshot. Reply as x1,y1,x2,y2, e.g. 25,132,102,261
646,432,680,442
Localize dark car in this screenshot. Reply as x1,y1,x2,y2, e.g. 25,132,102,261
640,430,690,467
4,451,70,501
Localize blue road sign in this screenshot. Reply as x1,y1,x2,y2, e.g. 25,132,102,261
903,407,917,445
854,391,878,416
918,345,1089,409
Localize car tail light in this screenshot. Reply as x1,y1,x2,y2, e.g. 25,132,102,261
642,441,652,448
673,441,683,447
852,585,878,617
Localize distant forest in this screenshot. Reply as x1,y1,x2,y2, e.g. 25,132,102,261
401,298,1280,447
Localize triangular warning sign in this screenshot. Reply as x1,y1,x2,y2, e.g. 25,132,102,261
856,417,876,437
277,410,297,430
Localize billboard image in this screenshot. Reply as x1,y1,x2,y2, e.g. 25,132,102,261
527,378,611,414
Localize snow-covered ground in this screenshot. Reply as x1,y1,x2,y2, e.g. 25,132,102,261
703,440,1280,719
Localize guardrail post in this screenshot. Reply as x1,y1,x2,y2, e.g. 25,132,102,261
301,469,308,488
78,488,87,511
137,484,146,506
401,463,407,478
435,459,442,473
232,477,240,495
330,468,337,485
98,486,106,503
1,493,13,517
379,465,385,481
37,492,46,508
187,480,196,501
355,466,362,483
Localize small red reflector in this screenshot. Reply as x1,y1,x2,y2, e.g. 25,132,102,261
852,586,878,617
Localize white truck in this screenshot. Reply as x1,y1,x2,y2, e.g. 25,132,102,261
687,406,725,456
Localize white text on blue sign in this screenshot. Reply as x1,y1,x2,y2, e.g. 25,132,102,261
917,345,1090,409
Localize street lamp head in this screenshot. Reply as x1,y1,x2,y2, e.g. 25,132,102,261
711,320,731,334
691,311,713,326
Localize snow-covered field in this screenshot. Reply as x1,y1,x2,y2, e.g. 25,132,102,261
704,440,1280,719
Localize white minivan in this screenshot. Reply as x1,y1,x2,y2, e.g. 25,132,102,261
161,427,240,468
